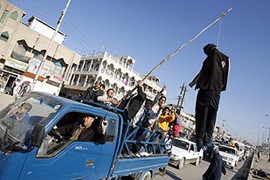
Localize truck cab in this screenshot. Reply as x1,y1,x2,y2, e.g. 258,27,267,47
0,92,170,179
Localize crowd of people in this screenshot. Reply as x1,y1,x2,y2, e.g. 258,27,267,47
82,79,183,158
86,43,229,179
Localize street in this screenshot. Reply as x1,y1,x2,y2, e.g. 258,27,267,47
154,157,246,180
0,92,15,110
0,92,256,179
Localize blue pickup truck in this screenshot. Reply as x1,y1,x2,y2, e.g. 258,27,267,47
0,92,171,179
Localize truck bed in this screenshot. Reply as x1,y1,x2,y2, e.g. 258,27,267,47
112,155,169,177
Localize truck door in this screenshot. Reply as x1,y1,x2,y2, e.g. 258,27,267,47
189,144,197,160
19,111,119,180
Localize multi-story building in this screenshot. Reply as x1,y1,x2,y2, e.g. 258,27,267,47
0,0,81,94
64,51,163,100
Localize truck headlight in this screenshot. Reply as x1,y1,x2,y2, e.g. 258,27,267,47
170,154,180,160
228,158,234,162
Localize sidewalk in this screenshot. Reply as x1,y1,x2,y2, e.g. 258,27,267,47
0,92,15,110
250,154,270,179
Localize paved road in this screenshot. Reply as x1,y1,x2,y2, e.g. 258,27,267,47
251,153,270,179
154,157,246,180
0,92,15,110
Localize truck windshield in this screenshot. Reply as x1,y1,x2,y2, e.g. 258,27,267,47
173,139,189,150
0,94,61,144
219,146,236,155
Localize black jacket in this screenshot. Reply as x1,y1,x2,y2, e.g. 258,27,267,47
84,87,104,101
126,86,147,119
57,121,106,144
191,48,229,92
203,152,226,180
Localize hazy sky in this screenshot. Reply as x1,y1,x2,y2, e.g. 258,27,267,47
8,0,270,145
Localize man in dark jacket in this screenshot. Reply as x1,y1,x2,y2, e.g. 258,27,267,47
84,81,104,102
57,115,107,144
125,80,147,120
203,145,226,180
189,43,230,151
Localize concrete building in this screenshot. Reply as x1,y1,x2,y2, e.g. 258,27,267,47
64,51,163,100
0,0,81,94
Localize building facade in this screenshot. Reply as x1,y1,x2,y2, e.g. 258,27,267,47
64,51,162,100
0,0,81,95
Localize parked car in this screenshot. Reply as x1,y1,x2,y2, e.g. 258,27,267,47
169,137,203,169
218,145,239,169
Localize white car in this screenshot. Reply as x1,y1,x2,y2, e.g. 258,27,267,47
218,145,239,169
169,138,203,169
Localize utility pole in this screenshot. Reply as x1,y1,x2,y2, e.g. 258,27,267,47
176,83,187,113
262,126,270,145
222,119,226,139
32,0,72,90
263,114,270,145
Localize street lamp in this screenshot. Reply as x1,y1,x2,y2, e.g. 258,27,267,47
257,131,260,146
32,0,72,90
263,113,270,145
262,126,270,145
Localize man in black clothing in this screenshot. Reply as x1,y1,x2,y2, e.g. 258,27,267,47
84,81,104,102
57,115,107,144
189,44,230,151
203,145,226,180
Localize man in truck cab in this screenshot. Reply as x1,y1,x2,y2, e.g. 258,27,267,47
57,114,108,143
45,114,108,154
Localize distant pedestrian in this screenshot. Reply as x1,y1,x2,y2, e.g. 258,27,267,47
203,145,226,180
189,43,230,151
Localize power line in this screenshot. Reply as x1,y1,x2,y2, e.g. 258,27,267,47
62,22,98,51
64,14,118,56
10,0,119,56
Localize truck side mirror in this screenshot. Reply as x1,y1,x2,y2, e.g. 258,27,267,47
31,123,45,147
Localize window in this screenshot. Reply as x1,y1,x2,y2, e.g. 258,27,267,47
190,144,195,151
53,61,63,76
0,9,9,23
0,31,9,42
10,11,18,20
14,43,27,55
36,112,113,157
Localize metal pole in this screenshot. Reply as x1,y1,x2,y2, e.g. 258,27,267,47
176,83,184,108
116,8,233,107
32,0,72,90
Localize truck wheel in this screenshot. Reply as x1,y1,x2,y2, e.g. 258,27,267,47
178,158,185,170
195,157,200,166
139,171,151,180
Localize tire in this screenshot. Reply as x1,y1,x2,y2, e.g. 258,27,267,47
178,158,185,170
195,157,200,166
139,171,151,180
